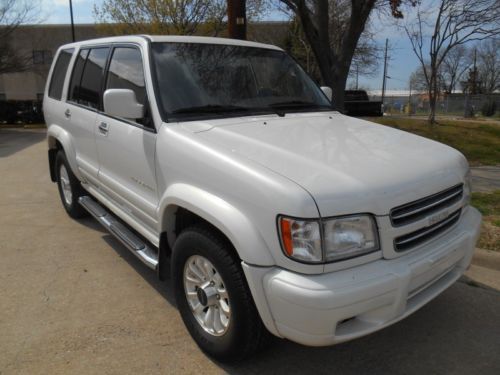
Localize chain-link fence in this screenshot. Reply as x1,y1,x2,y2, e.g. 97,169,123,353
369,93,500,118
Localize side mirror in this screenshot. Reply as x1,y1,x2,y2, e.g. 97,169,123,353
103,89,144,120
320,86,333,102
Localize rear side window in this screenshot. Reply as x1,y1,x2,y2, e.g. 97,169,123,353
68,47,109,109
48,48,74,100
106,47,146,106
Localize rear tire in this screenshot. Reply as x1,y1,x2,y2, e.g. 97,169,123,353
55,151,88,219
172,224,270,362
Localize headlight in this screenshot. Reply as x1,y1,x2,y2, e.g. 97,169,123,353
463,169,472,206
278,214,379,263
323,215,379,262
279,217,322,263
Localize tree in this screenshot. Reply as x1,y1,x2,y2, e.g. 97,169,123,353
477,39,500,94
94,0,227,36
401,0,500,124
0,0,40,74
94,0,268,36
277,0,409,110
440,45,470,94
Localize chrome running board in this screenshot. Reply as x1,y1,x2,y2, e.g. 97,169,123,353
78,196,158,270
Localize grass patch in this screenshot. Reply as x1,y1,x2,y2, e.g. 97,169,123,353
472,190,500,251
366,117,500,166
472,190,500,217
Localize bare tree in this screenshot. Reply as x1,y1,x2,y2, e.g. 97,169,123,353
94,0,268,36
277,0,410,110
94,0,228,35
477,39,500,94
401,0,500,124
440,45,471,94
0,0,40,74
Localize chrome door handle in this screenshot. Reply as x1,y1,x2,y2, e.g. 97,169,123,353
64,109,71,118
98,122,109,135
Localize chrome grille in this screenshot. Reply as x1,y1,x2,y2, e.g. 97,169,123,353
390,184,463,227
394,209,461,252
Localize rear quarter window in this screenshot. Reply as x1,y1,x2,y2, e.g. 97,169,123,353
48,48,74,100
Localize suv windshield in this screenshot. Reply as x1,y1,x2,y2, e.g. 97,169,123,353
151,42,332,121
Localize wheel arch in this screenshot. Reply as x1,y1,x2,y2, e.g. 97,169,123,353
47,125,82,181
157,183,275,277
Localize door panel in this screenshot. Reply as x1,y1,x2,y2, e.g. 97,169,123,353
95,117,158,229
66,47,109,182
95,46,158,230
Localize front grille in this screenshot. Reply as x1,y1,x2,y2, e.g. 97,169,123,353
394,209,461,252
390,184,463,227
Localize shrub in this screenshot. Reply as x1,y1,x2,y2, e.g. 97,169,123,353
481,100,497,117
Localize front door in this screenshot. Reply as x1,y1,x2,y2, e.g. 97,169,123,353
95,45,158,231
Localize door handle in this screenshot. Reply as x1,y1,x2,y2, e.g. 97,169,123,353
64,109,71,119
98,122,109,135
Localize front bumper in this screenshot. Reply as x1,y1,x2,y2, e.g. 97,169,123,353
243,207,481,346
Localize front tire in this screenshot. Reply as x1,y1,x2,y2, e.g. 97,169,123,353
55,151,88,219
172,225,269,362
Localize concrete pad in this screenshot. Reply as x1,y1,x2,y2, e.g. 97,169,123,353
471,166,500,193
1,128,500,374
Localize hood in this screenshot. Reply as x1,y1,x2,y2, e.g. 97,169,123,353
194,112,468,216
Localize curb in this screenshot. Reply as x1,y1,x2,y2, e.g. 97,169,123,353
472,248,500,271
465,248,500,291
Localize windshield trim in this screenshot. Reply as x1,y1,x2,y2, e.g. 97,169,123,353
149,41,334,123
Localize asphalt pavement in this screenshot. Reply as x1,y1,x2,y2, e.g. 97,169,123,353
1,128,499,374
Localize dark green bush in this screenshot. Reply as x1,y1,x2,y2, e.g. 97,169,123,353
481,100,497,117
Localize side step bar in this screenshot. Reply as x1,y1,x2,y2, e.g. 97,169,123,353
78,196,158,270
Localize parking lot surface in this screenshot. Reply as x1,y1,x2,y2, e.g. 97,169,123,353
1,128,500,374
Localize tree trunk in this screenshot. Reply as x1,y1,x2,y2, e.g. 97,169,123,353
428,69,438,124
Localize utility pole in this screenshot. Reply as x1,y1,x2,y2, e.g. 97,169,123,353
69,0,76,42
355,64,359,90
227,0,247,40
381,38,389,108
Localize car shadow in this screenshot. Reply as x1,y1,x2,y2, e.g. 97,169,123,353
81,223,500,374
0,128,46,158
101,234,176,307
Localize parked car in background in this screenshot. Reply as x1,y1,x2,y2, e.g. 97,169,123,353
344,90,383,117
44,35,481,361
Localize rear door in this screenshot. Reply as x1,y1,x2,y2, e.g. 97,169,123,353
95,45,158,231
66,46,110,184
44,48,74,129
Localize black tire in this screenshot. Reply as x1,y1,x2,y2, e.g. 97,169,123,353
55,151,88,219
172,224,270,362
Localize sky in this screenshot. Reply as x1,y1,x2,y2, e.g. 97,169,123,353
39,0,420,91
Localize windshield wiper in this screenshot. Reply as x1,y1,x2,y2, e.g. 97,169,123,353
171,104,250,115
267,101,332,117
268,100,331,109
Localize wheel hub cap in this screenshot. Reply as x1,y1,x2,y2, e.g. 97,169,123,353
183,255,231,336
59,164,72,205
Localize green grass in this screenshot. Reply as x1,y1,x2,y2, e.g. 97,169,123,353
367,117,500,166
472,190,500,217
471,190,500,251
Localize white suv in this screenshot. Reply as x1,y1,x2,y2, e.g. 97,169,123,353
44,35,481,361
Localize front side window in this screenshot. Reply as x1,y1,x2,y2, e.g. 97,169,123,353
151,43,332,121
106,47,146,106
68,47,109,109
48,48,74,100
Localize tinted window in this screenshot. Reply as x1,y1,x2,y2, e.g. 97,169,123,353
48,48,74,100
68,49,89,103
79,48,109,109
68,47,109,109
106,47,146,106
